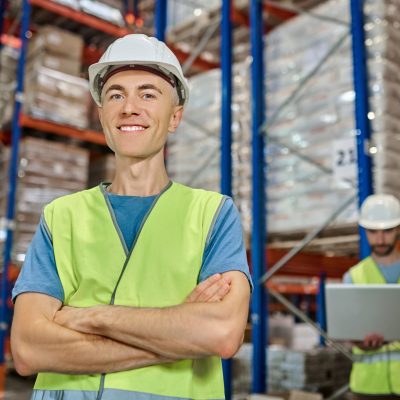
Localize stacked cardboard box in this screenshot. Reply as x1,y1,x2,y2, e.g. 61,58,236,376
232,344,351,396
7,137,89,264
0,45,19,129
23,26,90,129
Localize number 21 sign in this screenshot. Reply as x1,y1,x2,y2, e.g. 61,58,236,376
332,137,357,185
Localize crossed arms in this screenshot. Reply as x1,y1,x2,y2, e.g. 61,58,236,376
11,271,250,376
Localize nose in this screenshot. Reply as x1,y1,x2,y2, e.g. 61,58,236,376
376,230,385,244
121,95,140,116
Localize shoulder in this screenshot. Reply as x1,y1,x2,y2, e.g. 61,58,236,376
347,256,376,282
169,182,226,218
171,182,224,202
43,186,101,226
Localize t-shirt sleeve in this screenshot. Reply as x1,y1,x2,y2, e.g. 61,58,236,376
342,271,353,284
199,197,253,290
12,215,64,302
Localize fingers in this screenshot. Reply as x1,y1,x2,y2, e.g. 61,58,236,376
185,274,232,303
207,280,230,302
362,333,385,350
199,276,231,302
185,274,222,303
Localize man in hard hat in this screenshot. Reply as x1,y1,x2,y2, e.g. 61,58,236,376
10,34,252,400
343,194,400,399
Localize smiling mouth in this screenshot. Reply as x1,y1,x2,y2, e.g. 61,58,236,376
118,125,147,133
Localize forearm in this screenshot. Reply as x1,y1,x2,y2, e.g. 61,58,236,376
58,272,250,360
11,294,171,376
87,303,234,359
13,319,169,375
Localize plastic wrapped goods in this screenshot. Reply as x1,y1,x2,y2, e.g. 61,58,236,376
24,67,90,129
168,63,252,235
28,25,84,61
167,0,220,31
79,0,125,26
3,138,89,264
0,45,18,129
169,0,400,237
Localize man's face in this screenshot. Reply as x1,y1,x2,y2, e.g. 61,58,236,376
366,227,399,257
98,69,183,160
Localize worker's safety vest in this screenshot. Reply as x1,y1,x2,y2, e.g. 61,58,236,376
348,256,400,395
33,182,226,400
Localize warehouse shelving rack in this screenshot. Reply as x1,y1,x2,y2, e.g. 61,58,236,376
0,0,223,391
0,0,140,389
0,0,374,398
162,0,373,397
249,0,373,396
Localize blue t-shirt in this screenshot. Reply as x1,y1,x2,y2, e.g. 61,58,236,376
343,260,400,283
13,189,252,302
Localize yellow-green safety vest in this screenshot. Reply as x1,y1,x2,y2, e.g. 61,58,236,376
349,256,400,396
33,182,226,400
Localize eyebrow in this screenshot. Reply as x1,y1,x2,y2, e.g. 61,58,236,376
138,84,163,95
104,84,125,95
104,83,163,96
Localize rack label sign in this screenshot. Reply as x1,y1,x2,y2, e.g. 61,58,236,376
332,138,357,185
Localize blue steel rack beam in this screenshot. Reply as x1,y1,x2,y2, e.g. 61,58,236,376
221,1,232,398
155,0,167,42
0,0,31,374
250,0,267,393
350,0,373,259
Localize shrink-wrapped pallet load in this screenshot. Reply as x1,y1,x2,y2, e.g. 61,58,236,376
22,26,91,129
5,138,89,264
169,0,400,240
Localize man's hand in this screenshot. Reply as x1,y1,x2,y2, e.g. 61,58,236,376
54,305,98,334
185,274,232,303
355,333,385,351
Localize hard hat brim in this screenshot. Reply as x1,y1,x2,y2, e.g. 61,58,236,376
89,59,189,107
359,218,400,230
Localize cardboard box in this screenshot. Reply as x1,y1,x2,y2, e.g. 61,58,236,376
28,25,83,60
288,390,323,400
27,52,82,76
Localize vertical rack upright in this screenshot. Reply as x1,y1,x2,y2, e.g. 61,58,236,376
249,0,373,394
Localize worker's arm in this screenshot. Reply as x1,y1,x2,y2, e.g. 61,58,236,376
11,273,230,376
55,270,250,360
11,293,172,376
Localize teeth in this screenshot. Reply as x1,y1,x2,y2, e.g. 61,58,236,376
120,126,145,132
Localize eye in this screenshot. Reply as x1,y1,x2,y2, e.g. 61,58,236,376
109,93,124,100
142,92,157,100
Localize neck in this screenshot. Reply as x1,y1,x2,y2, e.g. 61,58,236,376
109,151,169,196
372,249,400,266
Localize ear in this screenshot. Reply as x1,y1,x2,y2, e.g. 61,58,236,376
168,106,184,133
97,105,104,127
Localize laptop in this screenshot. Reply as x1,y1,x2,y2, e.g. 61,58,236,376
325,284,400,341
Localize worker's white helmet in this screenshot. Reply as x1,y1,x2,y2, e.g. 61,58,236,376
359,194,400,230
88,34,189,106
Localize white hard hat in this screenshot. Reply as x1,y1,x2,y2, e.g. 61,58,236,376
88,34,189,106
359,194,400,230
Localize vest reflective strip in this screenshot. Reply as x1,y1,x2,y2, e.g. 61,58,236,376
354,350,400,364
32,389,225,400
